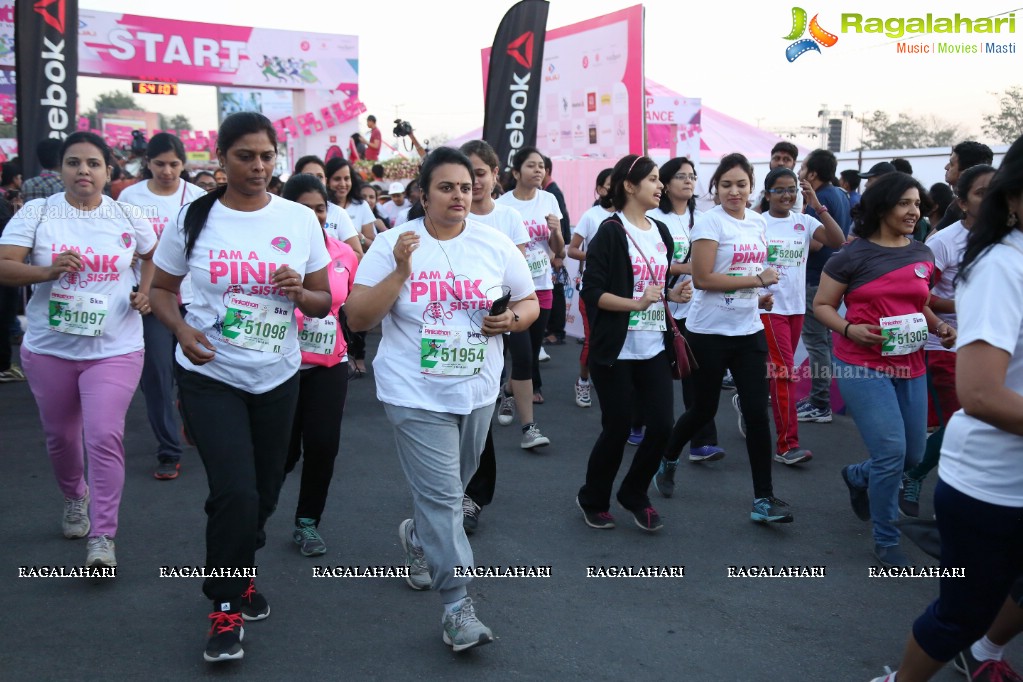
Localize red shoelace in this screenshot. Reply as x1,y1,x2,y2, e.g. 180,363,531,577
975,659,1023,682
208,611,243,635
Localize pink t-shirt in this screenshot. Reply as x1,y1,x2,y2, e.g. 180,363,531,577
296,236,358,368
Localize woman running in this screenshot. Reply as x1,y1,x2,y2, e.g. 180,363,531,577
899,164,996,517
293,155,363,258
659,153,794,524
118,132,207,480
756,166,845,466
458,139,529,533
0,131,155,567
495,147,564,446
867,135,1023,682
149,112,331,663
567,168,614,409
345,146,538,651
576,154,691,532
280,173,359,556
813,171,954,567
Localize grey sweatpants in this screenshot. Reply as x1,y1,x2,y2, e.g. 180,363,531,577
384,402,492,604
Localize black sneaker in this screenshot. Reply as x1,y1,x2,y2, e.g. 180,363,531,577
841,465,871,521
954,646,1023,681
204,601,244,663
899,476,922,518
462,494,481,535
619,503,663,532
239,578,269,621
654,458,678,497
576,496,615,529
154,461,180,480
751,497,794,523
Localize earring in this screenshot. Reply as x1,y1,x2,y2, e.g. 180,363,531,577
1009,212,1019,227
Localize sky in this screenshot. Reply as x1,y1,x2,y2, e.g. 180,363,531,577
76,0,1021,149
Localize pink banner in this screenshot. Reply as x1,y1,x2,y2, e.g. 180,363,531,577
271,98,366,141
78,10,358,90
482,5,645,159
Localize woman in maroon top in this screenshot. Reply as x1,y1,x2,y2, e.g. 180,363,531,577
813,172,955,568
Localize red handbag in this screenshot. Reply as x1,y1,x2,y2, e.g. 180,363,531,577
616,220,699,379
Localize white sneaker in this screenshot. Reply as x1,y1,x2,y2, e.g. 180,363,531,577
521,424,550,449
497,393,516,426
63,489,90,539
574,379,592,408
538,346,551,362
86,535,117,567
442,597,494,651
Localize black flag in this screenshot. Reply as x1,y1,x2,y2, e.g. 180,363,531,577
482,0,548,172
16,0,79,178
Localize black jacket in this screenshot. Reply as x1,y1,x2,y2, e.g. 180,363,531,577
581,215,674,366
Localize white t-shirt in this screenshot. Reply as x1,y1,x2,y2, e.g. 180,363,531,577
648,206,702,319
118,179,206,305
344,200,376,232
394,204,414,227
761,211,822,316
939,228,1023,507
495,189,563,291
153,194,331,393
686,205,768,337
378,199,406,226
619,213,669,361
924,221,969,352
325,202,358,243
470,203,529,245
353,218,535,415
0,194,157,360
574,204,614,253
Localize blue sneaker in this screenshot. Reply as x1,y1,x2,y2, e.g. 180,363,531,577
689,445,725,463
797,403,832,423
627,428,644,446
751,497,794,523
654,458,679,497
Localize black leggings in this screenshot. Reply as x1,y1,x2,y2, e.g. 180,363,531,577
465,425,496,506
285,362,349,524
0,284,18,371
176,367,300,602
339,308,366,361
578,351,674,512
507,307,551,389
666,331,774,499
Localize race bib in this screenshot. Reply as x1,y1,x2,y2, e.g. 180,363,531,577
672,237,690,263
725,263,763,300
880,313,928,356
222,293,292,353
298,315,339,355
525,247,550,278
420,326,487,376
629,292,667,332
767,238,804,268
48,291,109,337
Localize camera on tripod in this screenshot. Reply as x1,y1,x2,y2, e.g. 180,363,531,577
393,119,413,137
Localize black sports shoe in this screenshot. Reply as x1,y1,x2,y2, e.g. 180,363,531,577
841,465,871,521
462,494,481,535
751,497,794,523
619,502,663,532
204,601,244,663
954,646,1023,681
239,578,269,621
576,496,615,529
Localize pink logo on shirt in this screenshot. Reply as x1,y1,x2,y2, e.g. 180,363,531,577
793,223,806,232
333,261,346,273
655,242,668,253
120,232,132,248
271,237,292,254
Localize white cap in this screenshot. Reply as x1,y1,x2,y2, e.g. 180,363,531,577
388,181,406,196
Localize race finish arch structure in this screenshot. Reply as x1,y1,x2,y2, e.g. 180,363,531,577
6,6,363,169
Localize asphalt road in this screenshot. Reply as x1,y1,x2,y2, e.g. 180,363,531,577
0,335,1011,681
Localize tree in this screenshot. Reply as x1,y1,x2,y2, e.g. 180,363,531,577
93,91,141,112
169,114,192,131
982,86,1023,144
857,110,966,150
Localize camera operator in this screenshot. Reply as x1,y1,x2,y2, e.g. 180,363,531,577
394,119,426,159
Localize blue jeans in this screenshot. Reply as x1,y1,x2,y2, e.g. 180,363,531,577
834,358,927,546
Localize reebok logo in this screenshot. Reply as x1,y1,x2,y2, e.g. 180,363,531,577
34,0,65,34
507,32,534,69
